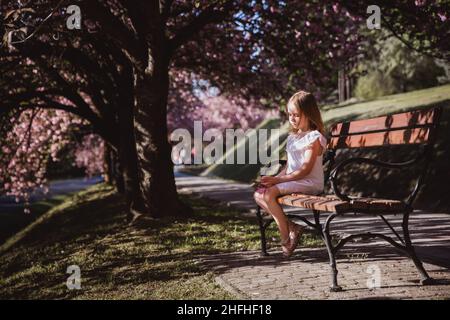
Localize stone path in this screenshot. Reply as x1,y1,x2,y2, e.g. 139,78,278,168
176,173,450,299
198,247,450,300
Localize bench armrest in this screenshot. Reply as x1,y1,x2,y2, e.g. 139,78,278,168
329,151,426,202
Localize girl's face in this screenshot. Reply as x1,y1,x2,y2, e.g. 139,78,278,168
287,103,309,132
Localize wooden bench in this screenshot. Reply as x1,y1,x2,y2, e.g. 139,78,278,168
255,107,443,291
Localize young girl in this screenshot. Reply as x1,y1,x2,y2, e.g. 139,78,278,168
253,91,327,257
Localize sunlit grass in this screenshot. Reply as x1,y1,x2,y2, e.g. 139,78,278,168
0,184,322,299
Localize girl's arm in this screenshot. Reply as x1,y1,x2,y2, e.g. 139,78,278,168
276,165,287,177
278,139,322,183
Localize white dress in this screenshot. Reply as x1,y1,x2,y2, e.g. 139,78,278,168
275,130,328,196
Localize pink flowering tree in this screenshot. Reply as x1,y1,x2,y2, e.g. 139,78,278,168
0,108,105,207
74,134,106,178
167,70,278,132
1,0,446,218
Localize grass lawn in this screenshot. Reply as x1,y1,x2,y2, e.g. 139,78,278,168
322,83,450,124
200,117,288,182
0,193,74,245
0,183,321,299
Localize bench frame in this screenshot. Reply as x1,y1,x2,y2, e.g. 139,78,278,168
255,107,442,291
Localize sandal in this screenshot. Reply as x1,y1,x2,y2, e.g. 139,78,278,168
281,237,293,257
288,222,305,254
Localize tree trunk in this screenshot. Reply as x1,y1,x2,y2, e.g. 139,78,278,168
117,68,147,221
112,148,125,194
132,47,191,218
103,144,124,193
103,144,112,185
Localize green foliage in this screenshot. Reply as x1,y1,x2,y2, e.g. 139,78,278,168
354,35,449,100
354,70,397,100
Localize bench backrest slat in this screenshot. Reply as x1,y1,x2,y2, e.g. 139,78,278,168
329,108,439,149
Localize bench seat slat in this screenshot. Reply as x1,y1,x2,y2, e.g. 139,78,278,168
277,194,407,214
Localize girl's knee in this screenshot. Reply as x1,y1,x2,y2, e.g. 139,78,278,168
263,186,279,203
253,190,262,202
254,192,264,207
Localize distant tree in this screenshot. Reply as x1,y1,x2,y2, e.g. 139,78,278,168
354,34,448,99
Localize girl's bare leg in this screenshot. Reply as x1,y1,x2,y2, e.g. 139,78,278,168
254,189,271,213
261,186,290,241
254,188,297,237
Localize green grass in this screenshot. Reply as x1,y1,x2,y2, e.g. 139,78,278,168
322,83,450,124
200,117,288,182
0,183,322,299
0,193,75,245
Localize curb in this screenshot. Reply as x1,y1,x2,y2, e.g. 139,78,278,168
214,275,249,300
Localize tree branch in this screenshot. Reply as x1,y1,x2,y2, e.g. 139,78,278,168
79,0,141,60
8,0,67,45
167,0,234,55
161,0,174,20
381,16,447,60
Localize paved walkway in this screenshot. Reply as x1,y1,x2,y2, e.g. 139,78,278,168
0,176,104,210
175,173,450,299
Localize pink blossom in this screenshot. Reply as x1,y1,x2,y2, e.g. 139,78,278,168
415,0,426,7
332,3,339,13
1,109,104,204
438,13,447,22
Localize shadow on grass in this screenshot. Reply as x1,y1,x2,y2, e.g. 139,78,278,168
2,183,448,299
0,194,75,244
0,185,272,299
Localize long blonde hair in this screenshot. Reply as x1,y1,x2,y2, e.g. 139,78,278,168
287,91,326,135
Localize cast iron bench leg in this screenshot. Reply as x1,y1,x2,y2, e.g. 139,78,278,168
402,210,434,285
323,213,343,292
256,206,269,256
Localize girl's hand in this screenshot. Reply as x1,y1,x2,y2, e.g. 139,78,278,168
260,176,280,187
